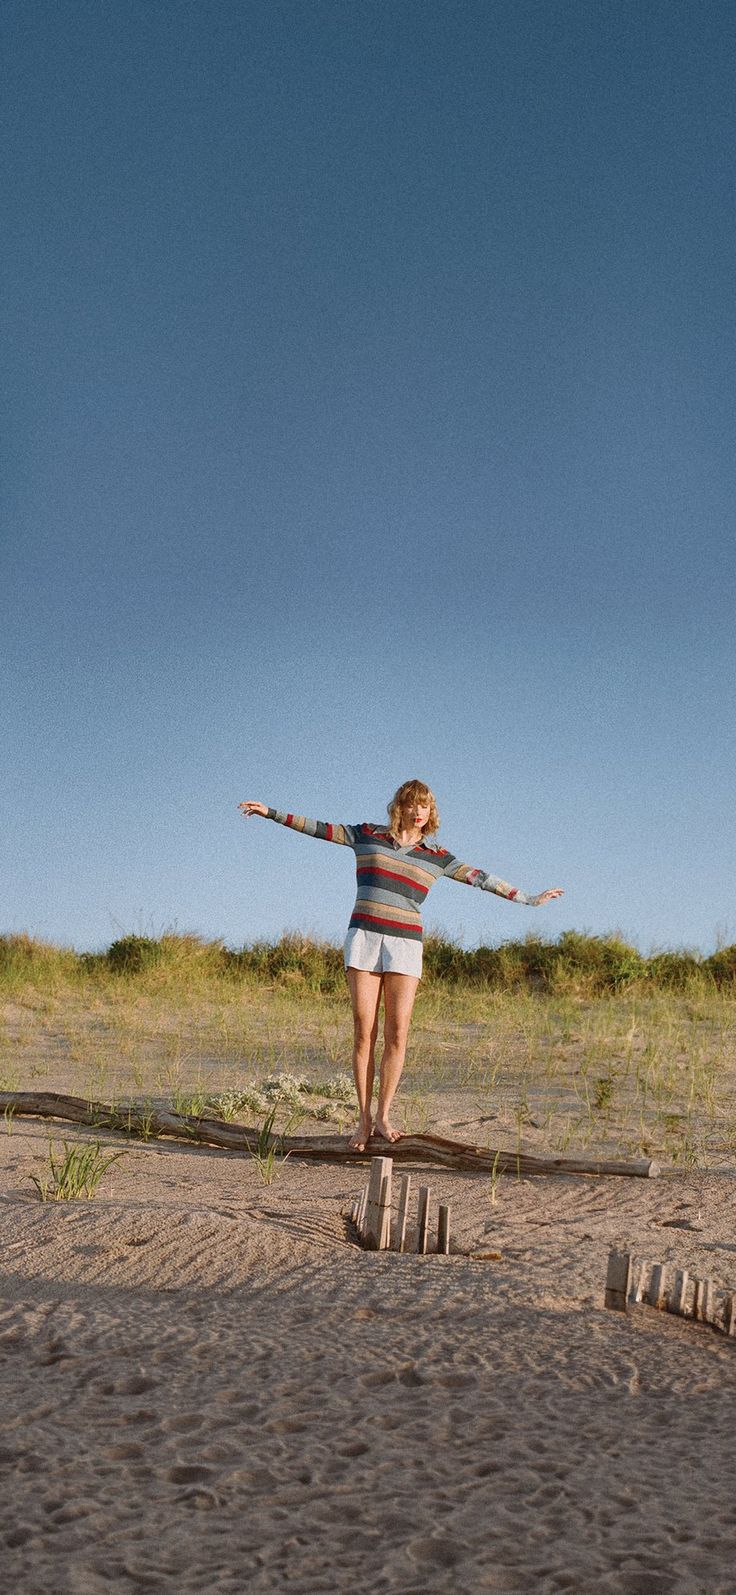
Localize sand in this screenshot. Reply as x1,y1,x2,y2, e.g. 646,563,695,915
2,1114,736,1594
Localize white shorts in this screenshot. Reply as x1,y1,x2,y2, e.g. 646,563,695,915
343,927,423,979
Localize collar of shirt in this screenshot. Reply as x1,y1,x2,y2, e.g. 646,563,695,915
373,826,439,854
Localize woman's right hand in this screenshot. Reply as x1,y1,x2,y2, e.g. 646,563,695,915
238,800,269,818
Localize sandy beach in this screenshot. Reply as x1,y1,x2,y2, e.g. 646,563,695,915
3,1106,736,1595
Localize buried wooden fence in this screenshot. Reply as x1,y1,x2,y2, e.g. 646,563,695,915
605,1248,736,1339
350,1155,451,1255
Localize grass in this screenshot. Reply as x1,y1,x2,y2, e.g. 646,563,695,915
29,1139,126,1201
246,1105,292,1185
2,928,736,998
2,931,735,1170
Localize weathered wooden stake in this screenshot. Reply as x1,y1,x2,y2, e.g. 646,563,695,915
670,1269,689,1317
725,1295,736,1337
364,1157,393,1250
646,1263,669,1311
356,1183,368,1237
701,1279,715,1324
378,1172,392,1250
693,1278,712,1323
395,1174,412,1253
437,1204,451,1256
633,1259,650,1305
605,1249,632,1312
416,1186,431,1255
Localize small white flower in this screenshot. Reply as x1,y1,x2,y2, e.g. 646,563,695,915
261,1074,308,1105
207,1087,270,1120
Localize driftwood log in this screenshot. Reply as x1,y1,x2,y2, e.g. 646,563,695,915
0,1090,659,1178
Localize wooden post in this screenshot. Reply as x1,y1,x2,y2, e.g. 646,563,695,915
646,1263,669,1311
693,1277,713,1323
670,1269,689,1317
605,1249,632,1312
702,1279,715,1324
364,1157,392,1250
356,1183,368,1238
437,1204,450,1256
394,1174,412,1253
416,1186,431,1255
724,1295,736,1337
378,1172,392,1250
633,1259,649,1305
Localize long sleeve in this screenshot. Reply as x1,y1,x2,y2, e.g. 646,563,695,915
441,853,540,906
265,809,360,847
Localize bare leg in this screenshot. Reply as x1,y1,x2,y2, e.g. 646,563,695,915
375,972,420,1141
345,968,383,1150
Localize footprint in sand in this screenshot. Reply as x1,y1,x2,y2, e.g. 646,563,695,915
162,1412,204,1433
103,1373,158,1396
167,1463,216,1485
408,1532,466,1568
338,1440,370,1458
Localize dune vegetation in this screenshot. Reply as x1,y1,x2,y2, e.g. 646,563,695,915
1,930,735,1169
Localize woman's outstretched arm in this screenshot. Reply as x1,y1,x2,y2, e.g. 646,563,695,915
441,851,563,907
238,801,358,846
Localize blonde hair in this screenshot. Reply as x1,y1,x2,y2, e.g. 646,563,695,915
387,780,440,839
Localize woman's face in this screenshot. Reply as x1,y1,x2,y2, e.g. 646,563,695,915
407,796,431,831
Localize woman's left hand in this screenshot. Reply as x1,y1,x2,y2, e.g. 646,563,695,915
535,888,564,904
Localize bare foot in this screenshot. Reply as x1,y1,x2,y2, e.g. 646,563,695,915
348,1119,373,1152
373,1118,402,1143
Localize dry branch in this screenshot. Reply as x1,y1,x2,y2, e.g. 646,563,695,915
0,1091,659,1178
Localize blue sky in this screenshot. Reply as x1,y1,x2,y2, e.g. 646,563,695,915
2,0,734,954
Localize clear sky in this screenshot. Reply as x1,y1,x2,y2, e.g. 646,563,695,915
2,0,734,954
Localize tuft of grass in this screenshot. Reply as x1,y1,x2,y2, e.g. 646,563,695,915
169,1083,211,1119
593,1073,615,1112
106,1100,161,1141
246,1105,292,1185
0,934,79,993
29,1139,126,1201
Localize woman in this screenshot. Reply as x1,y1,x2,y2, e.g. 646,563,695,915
239,780,563,1151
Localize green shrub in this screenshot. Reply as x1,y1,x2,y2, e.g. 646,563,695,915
105,932,229,981
705,944,736,988
553,931,646,993
423,936,478,983
646,951,705,990
106,935,163,974
228,934,343,992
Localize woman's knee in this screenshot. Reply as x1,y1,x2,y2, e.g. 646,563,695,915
383,1019,409,1053
353,1018,376,1050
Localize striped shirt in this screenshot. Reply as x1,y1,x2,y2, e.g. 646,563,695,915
265,809,541,944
